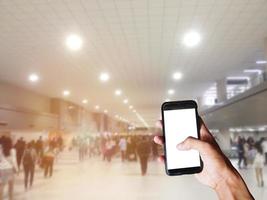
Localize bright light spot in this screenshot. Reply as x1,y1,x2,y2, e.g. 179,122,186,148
123,99,128,104
95,105,100,110
66,34,83,51
227,76,250,80
244,69,262,75
129,105,133,109
168,89,175,95
99,72,110,82
115,89,122,96
115,115,119,118
182,31,201,47
104,109,108,113
172,72,183,80
82,99,88,104
28,73,39,82
63,90,70,96
165,98,170,102
133,109,136,113
256,60,267,64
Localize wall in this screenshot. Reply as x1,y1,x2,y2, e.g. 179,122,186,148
0,81,58,133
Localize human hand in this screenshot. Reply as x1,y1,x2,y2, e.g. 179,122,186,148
154,117,254,200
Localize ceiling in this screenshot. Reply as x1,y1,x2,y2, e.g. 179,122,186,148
0,0,267,127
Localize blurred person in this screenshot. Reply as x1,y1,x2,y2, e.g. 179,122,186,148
119,137,127,162
14,137,26,171
253,140,265,187
154,118,254,200
35,136,44,158
136,136,151,176
42,145,55,178
262,137,267,165
0,136,18,200
243,139,249,168
22,142,37,190
237,136,245,169
105,138,116,162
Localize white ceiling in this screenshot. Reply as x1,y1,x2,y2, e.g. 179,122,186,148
0,0,267,127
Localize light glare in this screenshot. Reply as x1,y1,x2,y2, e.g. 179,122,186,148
66,34,83,51
28,74,39,82
115,89,122,96
183,31,201,47
173,72,183,80
123,99,128,104
99,72,110,82
82,99,88,104
168,89,175,95
63,90,70,96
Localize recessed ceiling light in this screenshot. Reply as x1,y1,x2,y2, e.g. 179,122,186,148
115,89,122,96
82,99,88,104
28,73,39,82
95,105,100,110
123,99,128,104
99,72,110,82
182,31,201,47
129,105,133,109
104,109,108,113
256,60,267,64
66,34,83,51
63,90,70,96
168,89,175,95
172,72,183,80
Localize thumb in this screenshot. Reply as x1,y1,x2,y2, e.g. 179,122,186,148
176,136,208,155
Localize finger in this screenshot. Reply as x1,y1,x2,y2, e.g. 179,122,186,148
176,136,208,155
154,135,164,145
157,155,165,163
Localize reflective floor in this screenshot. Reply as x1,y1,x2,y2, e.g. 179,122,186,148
7,150,267,200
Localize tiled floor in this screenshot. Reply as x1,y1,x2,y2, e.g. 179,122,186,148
5,150,267,200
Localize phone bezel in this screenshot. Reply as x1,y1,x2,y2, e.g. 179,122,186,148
161,100,203,176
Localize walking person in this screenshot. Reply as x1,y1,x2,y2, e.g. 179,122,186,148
22,142,37,190
237,136,245,169
253,141,265,187
136,136,151,176
14,137,26,171
0,136,18,200
119,137,127,162
42,146,55,178
262,137,267,165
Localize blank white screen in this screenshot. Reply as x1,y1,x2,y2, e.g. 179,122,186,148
164,108,201,170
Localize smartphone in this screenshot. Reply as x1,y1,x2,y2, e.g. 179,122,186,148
161,100,203,176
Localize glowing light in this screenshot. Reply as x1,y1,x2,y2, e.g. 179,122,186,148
66,34,83,51
28,73,39,82
183,31,201,47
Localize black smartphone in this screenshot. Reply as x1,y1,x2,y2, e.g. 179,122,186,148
161,100,203,176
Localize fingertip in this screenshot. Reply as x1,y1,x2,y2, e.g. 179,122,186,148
154,135,164,145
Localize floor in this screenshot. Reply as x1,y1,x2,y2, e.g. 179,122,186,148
3,150,266,200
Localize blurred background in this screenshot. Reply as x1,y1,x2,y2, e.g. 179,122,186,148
0,0,267,199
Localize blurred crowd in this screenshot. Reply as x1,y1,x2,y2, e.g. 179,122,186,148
72,135,159,175
231,136,267,187
0,135,63,200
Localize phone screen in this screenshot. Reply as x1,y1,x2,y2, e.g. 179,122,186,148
163,108,201,170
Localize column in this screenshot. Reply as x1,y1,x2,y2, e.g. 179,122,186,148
216,79,227,103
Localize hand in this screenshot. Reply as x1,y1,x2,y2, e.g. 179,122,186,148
154,118,254,200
